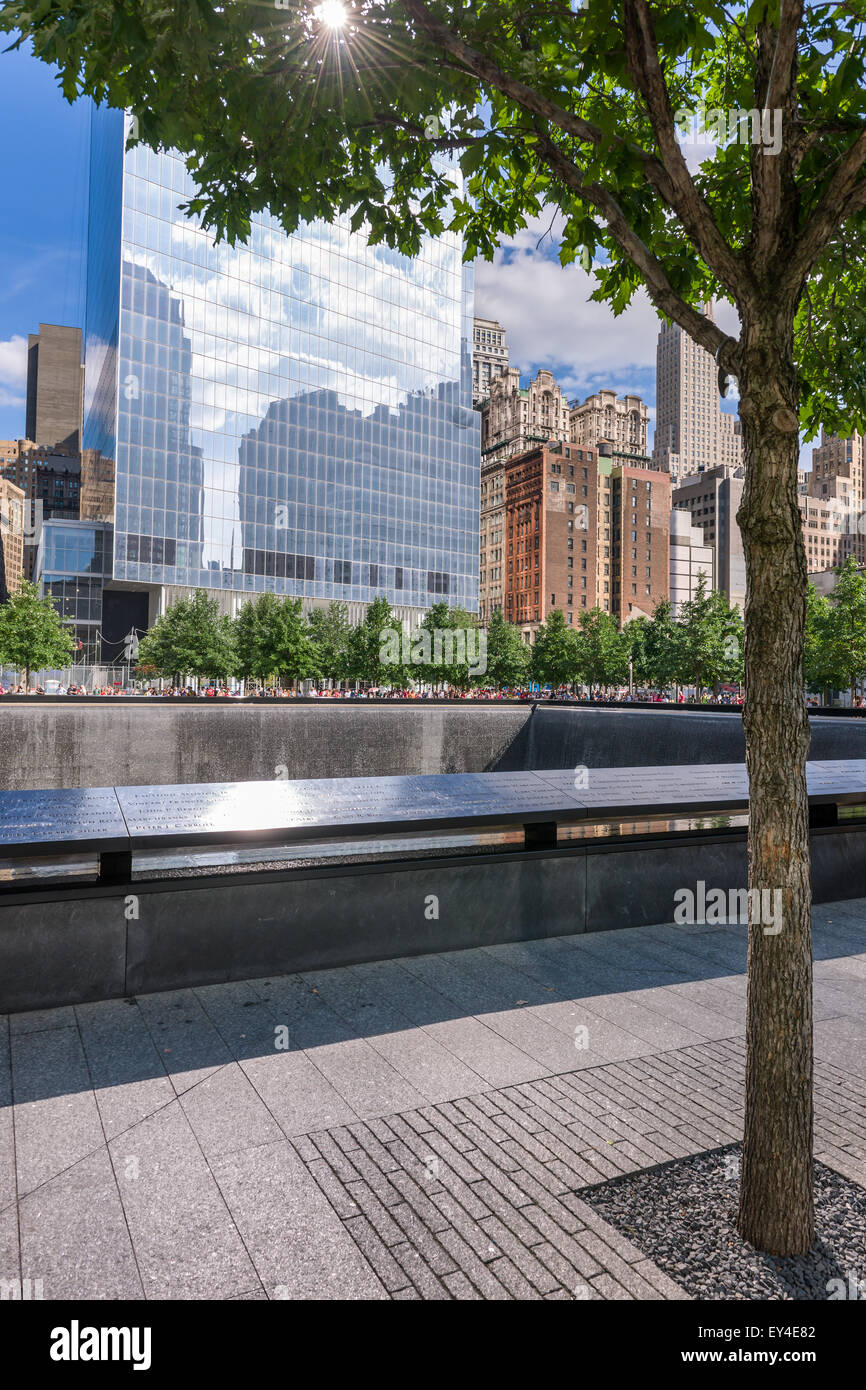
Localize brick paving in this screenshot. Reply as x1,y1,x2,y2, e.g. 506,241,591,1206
1,901,865,1300
291,1040,866,1300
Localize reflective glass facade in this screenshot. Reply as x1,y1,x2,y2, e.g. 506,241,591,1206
84,107,480,613
38,520,113,662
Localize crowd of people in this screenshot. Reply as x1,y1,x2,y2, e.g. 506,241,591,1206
0,680,749,703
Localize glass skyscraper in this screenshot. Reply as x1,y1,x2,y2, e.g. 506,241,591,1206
73,105,479,648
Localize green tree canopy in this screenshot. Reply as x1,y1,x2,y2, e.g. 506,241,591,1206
0,579,76,687
676,574,743,694
233,592,319,685
136,589,235,682
416,601,482,689
818,557,866,702
348,595,408,687
530,608,578,688
575,607,628,694
803,581,834,697
307,601,353,683
484,609,530,689
640,599,684,693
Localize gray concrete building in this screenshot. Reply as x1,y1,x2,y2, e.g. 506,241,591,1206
25,323,84,454
669,507,714,615
672,463,746,613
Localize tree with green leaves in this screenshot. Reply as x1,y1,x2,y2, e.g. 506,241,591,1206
0,579,76,688
818,557,866,704
416,601,482,689
530,608,578,689
622,614,650,691
307,601,353,684
234,592,319,687
16,0,866,1251
136,589,235,683
575,607,629,696
677,574,743,696
803,581,834,700
484,609,530,689
348,595,408,687
641,599,684,695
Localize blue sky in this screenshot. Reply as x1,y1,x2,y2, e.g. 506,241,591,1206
0,41,91,438
0,41,749,458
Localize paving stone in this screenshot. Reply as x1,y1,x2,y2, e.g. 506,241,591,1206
193,981,286,1061
389,1202,459,1276
392,1242,451,1299
343,1216,410,1293
0,1021,14,1212
3,904,864,1303
136,989,233,1094
307,1039,426,1119
436,1228,511,1298
443,1269,482,1299
75,998,176,1140
0,1204,20,1291
110,1099,257,1299
478,1214,560,1293
12,1026,104,1197
9,1006,77,1036
212,1139,387,1300
241,1049,358,1135
19,1148,143,1300
521,1206,603,1278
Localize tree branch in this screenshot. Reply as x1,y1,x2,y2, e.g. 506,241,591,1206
397,0,713,237
622,0,749,296
785,128,866,289
533,128,741,375
764,0,805,113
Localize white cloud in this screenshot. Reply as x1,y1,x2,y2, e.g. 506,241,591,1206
0,335,27,395
474,210,744,407
475,220,660,400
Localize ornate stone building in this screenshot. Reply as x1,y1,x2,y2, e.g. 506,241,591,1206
480,368,571,463
570,389,650,455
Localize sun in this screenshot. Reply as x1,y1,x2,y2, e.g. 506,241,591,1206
314,1,348,28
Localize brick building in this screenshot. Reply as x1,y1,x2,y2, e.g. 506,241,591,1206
487,441,670,642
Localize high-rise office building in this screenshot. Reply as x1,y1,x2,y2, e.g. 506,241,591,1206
25,325,84,455
472,318,508,406
44,106,479,659
652,303,742,483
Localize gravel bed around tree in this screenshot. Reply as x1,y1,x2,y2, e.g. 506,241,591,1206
580,1146,866,1300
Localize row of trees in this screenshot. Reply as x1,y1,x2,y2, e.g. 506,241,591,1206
132,581,747,692
532,578,744,695
7,570,866,697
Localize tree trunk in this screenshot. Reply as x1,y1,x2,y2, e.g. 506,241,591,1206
736,307,814,1255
